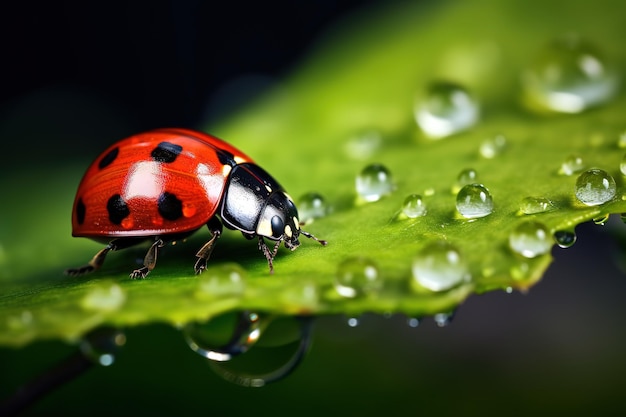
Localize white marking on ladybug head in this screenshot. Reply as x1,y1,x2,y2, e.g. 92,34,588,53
284,224,293,238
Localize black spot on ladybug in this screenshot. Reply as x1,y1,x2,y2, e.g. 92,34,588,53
98,147,119,169
158,192,183,221
151,142,183,163
107,194,130,225
216,149,236,166
271,215,284,238
76,197,86,225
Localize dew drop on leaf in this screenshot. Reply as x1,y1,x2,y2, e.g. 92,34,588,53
334,257,381,298
80,282,126,312
79,327,126,367
411,240,470,292
297,192,328,223
509,221,553,258
575,168,616,206
344,130,382,160
559,154,585,176
522,34,618,113
452,168,478,194
414,81,479,139
355,164,394,202
195,264,246,299
519,196,555,214
456,184,494,218
554,230,577,248
479,134,507,158
401,194,427,218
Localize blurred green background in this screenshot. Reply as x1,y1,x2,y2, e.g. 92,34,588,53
2,0,626,415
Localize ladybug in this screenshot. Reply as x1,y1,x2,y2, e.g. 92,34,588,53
65,128,326,279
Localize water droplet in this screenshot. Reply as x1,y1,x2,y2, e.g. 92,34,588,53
519,196,555,214
207,316,314,387
411,241,470,292
414,81,479,139
7,310,34,330
80,327,126,367
505,287,513,294
575,168,616,206
510,261,530,280
195,264,246,299
479,134,507,158
355,164,394,202
522,35,618,113
344,130,382,160
509,221,553,258
451,168,478,194
401,194,427,218
593,213,610,226
297,192,328,223
347,317,360,327
184,311,263,362
554,230,577,248
406,317,420,328
618,132,626,149
334,257,381,298
80,282,126,312
620,154,626,176
456,184,494,219
434,312,455,327
559,154,585,176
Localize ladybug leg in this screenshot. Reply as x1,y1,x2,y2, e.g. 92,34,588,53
194,216,223,274
258,237,281,274
130,238,165,279
64,241,118,276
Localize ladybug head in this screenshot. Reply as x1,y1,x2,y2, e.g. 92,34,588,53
257,192,302,249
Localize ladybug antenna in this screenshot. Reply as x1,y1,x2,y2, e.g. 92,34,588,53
300,229,328,246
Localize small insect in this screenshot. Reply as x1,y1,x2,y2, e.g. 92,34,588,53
65,128,326,278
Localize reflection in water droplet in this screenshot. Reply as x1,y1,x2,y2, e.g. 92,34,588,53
479,134,507,158
559,154,585,176
456,184,494,218
509,221,553,258
434,312,455,327
575,168,616,206
355,164,394,202
411,240,470,292
297,192,328,224
80,327,126,367
522,35,618,113
402,194,427,218
80,282,126,312
414,81,479,139
593,213,610,226
207,316,314,387
344,130,382,160
184,311,263,362
519,196,555,214
554,230,577,248
334,257,381,298
407,317,420,328
195,264,246,299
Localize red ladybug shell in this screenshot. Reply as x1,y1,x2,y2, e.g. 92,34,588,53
72,128,253,238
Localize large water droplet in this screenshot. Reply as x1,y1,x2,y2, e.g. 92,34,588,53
297,192,328,223
411,241,470,292
401,194,427,218
522,35,618,113
80,327,126,367
575,168,616,206
80,282,126,312
207,316,314,387
334,257,381,298
344,130,382,160
414,81,479,139
479,134,507,158
519,196,555,214
184,311,263,362
559,154,585,176
355,164,394,202
195,264,246,299
509,221,553,258
554,230,577,248
456,184,494,218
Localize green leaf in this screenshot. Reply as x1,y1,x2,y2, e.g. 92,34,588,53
2,0,626,347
